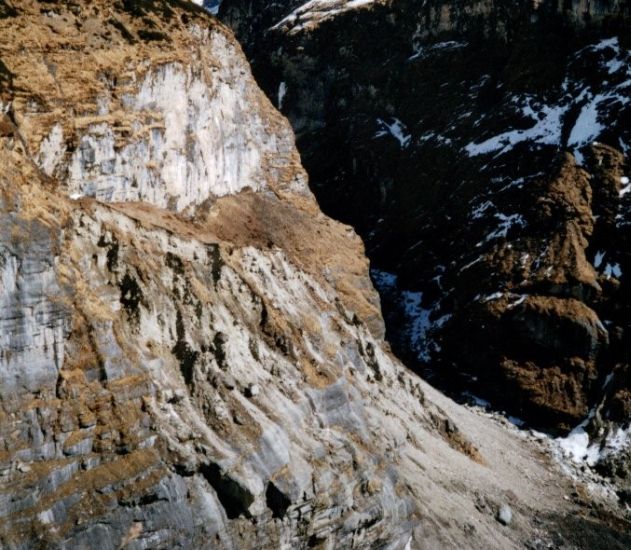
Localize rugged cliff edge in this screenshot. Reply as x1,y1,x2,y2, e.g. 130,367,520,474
0,1,629,548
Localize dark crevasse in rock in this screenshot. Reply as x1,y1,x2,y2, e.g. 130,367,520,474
218,0,631,475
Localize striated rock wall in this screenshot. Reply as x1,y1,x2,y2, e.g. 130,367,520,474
8,5,305,212
0,209,69,399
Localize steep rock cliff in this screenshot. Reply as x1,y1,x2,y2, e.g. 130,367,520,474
3,1,626,548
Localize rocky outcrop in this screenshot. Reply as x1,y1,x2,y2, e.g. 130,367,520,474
437,154,608,429
4,1,627,548
218,0,631,492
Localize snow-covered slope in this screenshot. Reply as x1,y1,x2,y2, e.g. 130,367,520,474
272,0,384,34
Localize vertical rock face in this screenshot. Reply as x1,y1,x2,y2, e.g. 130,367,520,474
10,5,305,211
5,1,623,549
0,212,69,399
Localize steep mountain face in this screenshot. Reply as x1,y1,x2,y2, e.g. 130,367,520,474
219,0,631,486
4,1,625,548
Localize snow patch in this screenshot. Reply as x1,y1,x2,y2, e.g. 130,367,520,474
568,95,607,153
371,269,397,289
463,392,491,408
408,40,467,61
278,81,287,110
592,37,619,52
470,200,494,220
466,37,631,162
478,213,527,244
557,421,631,469
508,416,526,428
371,269,443,363
481,292,503,303
594,251,606,269
374,118,411,148
557,425,600,466
603,425,631,456
193,0,221,15
459,256,482,272
401,290,433,361
273,0,378,34
603,263,622,279
507,295,527,309
556,395,631,469
465,101,566,157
